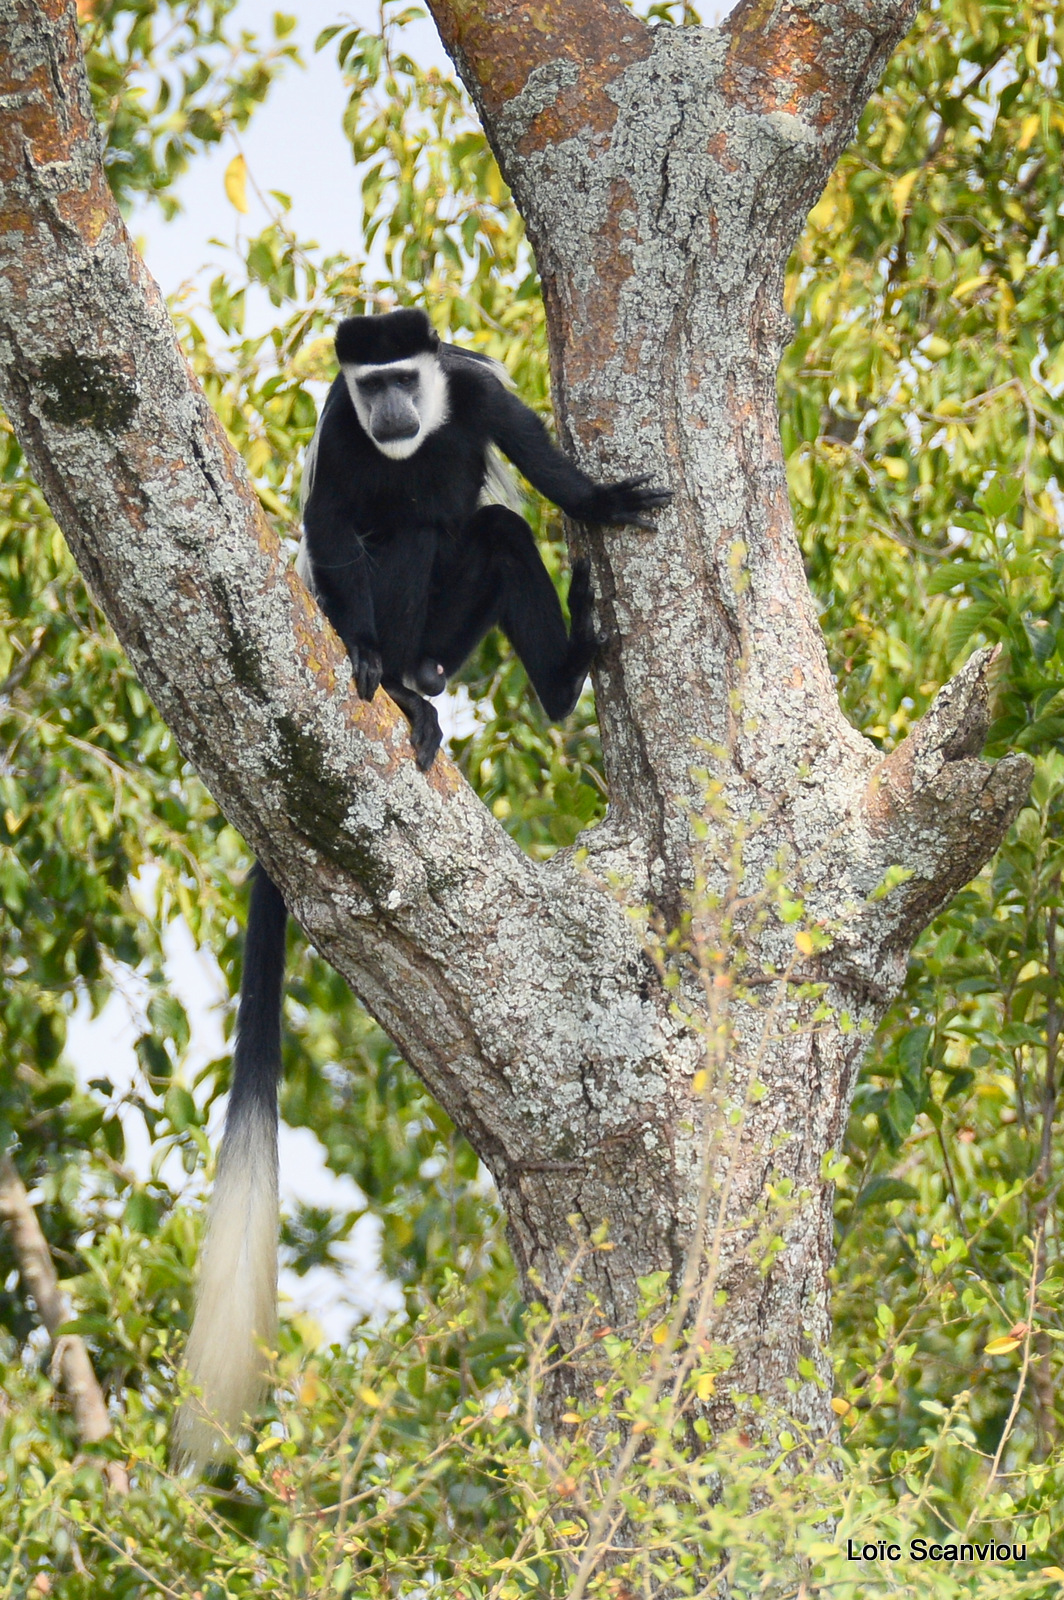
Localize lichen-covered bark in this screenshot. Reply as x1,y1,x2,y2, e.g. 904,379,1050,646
0,0,1031,1446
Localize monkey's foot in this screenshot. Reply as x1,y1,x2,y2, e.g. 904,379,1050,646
385,681,444,771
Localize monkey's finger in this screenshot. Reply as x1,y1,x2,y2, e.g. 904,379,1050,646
605,511,656,530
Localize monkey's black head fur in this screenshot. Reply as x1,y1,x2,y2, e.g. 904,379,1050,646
335,309,440,366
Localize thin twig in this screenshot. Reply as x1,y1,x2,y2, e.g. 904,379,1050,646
0,1153,128,1492
0,622,49,700
1038,897,1060,1184
965,1221,1044,1532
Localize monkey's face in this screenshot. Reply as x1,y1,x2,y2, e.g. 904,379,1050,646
343,354,450,460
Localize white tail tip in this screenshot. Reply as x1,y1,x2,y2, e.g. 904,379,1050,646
173,1099,278,1473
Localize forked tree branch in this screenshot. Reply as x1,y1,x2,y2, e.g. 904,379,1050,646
428,0,650,140
0,1154,128,1489
721,0,920,153
0,0,1033,1447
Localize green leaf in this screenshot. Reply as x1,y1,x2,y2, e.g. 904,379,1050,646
854,1177,919,1212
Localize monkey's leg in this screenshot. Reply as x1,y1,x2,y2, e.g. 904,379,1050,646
417,516,500,686
359,528,443,769
369,526,441,683
466,506,603,720
303,537,383,702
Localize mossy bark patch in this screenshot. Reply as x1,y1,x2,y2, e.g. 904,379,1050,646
35,354,139,433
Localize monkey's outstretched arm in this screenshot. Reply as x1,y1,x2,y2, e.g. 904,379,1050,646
488,385,671,528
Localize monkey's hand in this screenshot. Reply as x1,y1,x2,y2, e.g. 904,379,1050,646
577,474,672,531
349,641,383,702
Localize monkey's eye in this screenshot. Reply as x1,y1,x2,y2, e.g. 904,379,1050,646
358,375,384,395
395,372,419,390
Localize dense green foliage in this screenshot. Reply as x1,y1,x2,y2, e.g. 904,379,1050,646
784,0,1064,1550
2,0,1064,1592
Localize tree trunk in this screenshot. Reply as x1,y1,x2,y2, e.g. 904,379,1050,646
0,0,1030,1447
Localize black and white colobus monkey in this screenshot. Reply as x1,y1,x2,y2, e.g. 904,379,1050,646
174,309,671,1469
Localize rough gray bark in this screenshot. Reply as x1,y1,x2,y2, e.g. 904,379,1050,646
0,0,1030,1449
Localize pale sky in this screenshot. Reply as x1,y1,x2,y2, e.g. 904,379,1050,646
134,0,453,300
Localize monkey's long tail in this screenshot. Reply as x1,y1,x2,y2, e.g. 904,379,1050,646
173,863,287,1472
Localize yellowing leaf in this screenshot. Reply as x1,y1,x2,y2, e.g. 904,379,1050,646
984,1335,1022,1355
692,1069,707,1095
830,1396,853,1416
1041,1568,1064,1583
923,335,951,360
953,276,986,299
882,456,908,481
290,336,336,380
560,1412,582,1424
1018,114,1040,150
795,930,814,955
359,1385,381,1408
696,1373,716,1400
652,1323,668,1345
891,168,920,215
224,154,250,214
808,192,835,230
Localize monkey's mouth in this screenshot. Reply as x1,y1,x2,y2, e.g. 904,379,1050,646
373,425,424,461
373,422,420,443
